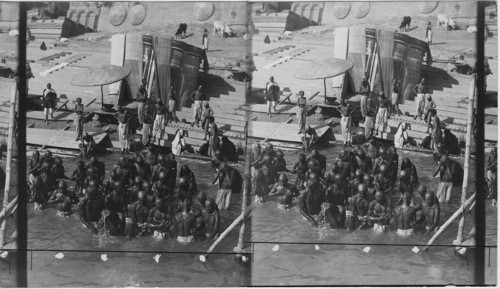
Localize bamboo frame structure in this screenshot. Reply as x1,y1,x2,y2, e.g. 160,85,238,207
423,193,476,251
456,75,476,244
0,80,17,247
235,120,251,257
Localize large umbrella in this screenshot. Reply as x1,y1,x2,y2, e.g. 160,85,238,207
294,58,353,100
71,64,131,110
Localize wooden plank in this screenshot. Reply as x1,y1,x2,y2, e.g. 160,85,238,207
27,110,75,121
240,104,295,114
27,128,110,150
248,121,330,143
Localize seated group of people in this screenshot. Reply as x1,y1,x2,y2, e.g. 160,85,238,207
249,141,441,237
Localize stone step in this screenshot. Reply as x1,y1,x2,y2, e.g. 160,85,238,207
399,102,469,121
175,109,247,128
389,114,467,133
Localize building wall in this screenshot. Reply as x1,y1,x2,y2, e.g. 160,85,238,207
96,2,251,32
67,2,100,31
0,2,20,22
318,1,477,25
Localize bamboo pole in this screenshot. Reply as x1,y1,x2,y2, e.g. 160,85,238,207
235,120,251,257
0,196,18,220
200,208,251,262
423,193,476,251
0,81,17,247
457,75,476,244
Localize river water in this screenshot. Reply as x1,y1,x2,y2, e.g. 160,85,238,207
27,154,250,287
16,144,499,286
250,145,497,286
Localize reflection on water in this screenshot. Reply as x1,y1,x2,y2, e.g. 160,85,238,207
27,155,250,286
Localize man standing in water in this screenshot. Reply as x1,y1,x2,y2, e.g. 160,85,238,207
367,191,391,232
325,174,347,228
147,198,171,239
79,185,105,234
394,192,417,236
268,173,299,210
299,178,323,227
201,197,220,246
433,154,456,204
212,162,234,210
416,191,440,237
348,183,370,230
174,199,197,243
129,191,151,237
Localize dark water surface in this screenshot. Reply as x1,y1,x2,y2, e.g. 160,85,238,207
27,154,250,287
251,145,497,286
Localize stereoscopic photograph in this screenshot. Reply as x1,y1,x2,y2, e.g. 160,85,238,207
0,0,497,287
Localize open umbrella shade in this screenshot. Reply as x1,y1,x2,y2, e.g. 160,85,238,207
71,64,130,87
294,58,353,80
294,58,353,101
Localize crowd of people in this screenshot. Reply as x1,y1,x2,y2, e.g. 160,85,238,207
249,140,473,236
26,147,245,245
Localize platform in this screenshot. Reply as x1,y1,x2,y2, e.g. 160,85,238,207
27,128,112,150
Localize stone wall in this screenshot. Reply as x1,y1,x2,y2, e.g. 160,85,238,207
96,2,251,32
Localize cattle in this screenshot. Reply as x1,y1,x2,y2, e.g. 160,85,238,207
213,21,234,38
175,23,187,39
399,16,411,32
437,14,457,30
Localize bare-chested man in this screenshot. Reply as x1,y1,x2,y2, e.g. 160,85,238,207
213,162,233,210
174,199,197,243
48,180,79,217
129,191,151,237
147,199,171,239
394,192,417,236
416,191,440,237
268,173,299,210
79,185,105,234
324,174,347,229
201,197,220,246
348,183,371,230
299,178,323,227
367,190,391,232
